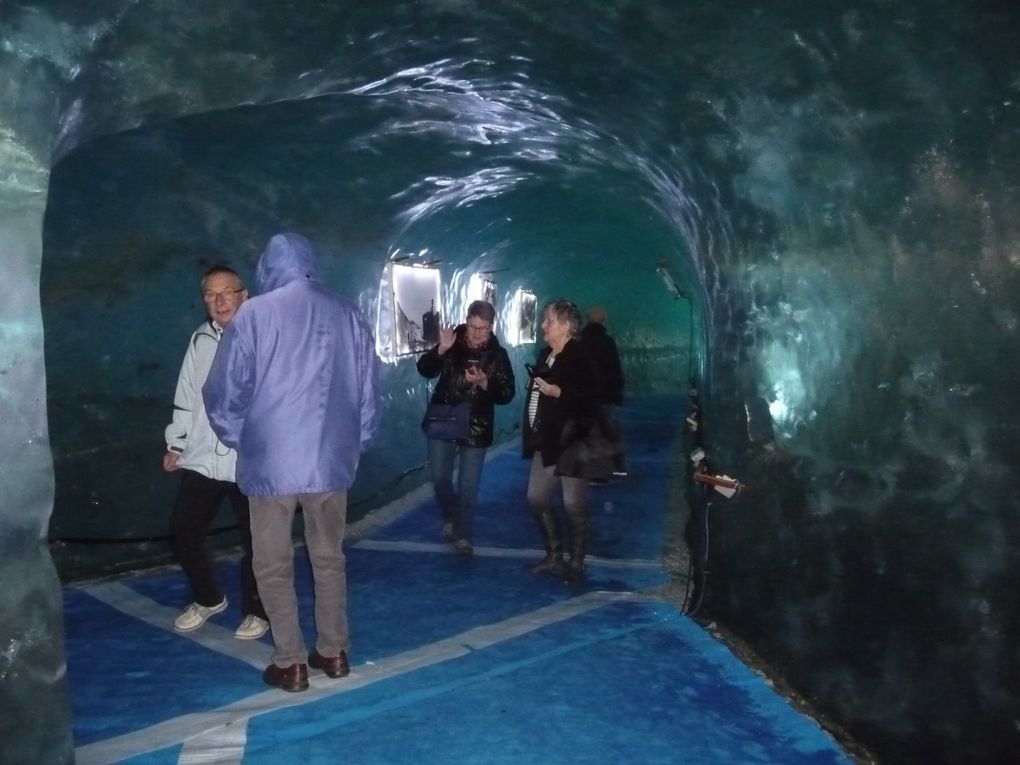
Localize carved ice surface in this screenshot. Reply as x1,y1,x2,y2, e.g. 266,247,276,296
1,1,1019,763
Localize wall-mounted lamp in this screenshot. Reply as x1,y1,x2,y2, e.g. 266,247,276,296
657,261,695,382
656,261,689,300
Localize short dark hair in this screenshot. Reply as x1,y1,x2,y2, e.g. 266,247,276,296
467,300,496,325
543,299,582,337
201,265,244,292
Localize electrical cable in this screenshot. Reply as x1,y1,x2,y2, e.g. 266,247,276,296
681,384,711,616
683,497,711,616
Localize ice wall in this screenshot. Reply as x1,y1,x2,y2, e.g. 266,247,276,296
0,8,80,762
2,2,1019,763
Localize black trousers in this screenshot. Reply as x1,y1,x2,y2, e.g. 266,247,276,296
169,469,265,618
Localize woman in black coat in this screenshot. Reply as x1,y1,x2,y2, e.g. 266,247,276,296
417,300,515,555
522,299,602,583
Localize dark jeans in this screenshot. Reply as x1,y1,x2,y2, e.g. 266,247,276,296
169,469,265,618
428,438,487,542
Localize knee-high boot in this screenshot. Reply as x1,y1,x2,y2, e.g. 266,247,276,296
530,509,565,575
564,513,589,584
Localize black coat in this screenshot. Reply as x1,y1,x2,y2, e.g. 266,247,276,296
417,325,516,447
522,338,602,467
580,322,624,405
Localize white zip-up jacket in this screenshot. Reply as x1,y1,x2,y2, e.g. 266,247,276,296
165,320,238,482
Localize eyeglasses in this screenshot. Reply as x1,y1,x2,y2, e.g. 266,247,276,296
202,288,244,302
466,323,491,333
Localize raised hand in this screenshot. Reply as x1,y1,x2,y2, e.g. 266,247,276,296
438,326,456,353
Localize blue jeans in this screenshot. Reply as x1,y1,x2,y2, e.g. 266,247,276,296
428,438,487,543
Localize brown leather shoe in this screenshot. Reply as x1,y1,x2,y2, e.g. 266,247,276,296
308,649,350,679
263,662,309,692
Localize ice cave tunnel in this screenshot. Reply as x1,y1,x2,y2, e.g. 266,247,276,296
2,2,1019,763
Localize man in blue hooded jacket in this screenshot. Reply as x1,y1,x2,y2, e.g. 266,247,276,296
204,232,380,692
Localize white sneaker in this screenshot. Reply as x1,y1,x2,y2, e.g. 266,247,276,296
234,614,269,640
173,597,227,632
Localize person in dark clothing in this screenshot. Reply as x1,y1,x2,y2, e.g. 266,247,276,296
417,300,516,555
580,306,624,409
523,299,602,584
581,306,628,477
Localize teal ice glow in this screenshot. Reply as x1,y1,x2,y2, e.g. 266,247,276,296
1,2,1018,763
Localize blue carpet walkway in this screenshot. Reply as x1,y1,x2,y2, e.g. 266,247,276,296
64,396,852,764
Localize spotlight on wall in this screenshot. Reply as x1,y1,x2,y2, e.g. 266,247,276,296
656,261,688,300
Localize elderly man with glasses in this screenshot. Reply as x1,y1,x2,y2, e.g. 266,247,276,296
163,265,269,640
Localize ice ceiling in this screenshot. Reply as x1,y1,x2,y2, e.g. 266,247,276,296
2,1,1019,763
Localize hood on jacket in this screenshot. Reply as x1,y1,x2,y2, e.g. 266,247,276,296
256,232,320,293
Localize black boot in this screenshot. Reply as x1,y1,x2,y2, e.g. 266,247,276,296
563,514,589,584
530,509,565,575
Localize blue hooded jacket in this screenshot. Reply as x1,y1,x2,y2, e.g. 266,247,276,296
203,233,380,496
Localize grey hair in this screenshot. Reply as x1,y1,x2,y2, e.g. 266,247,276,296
543,299,582,337
200,265,244,292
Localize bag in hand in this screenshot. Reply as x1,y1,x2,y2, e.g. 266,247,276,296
422,400,470,441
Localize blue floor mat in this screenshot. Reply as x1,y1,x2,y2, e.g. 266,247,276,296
66,395,851,764
64,588,262,745
235,601,849,765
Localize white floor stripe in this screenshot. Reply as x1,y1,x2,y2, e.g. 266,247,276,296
76,439,659,764
351,539,665,569
344,482,436,541
84,582,272,670
75,590,658,765
178,718,248,764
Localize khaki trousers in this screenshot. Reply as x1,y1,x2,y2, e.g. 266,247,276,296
249,491,349,667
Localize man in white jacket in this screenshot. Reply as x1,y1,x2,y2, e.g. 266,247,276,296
163,266,268,639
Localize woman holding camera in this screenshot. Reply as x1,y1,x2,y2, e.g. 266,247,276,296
417,300,515,555
523,299,602,584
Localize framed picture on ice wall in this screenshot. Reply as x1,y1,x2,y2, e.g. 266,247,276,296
514,288,536,346
482,278,497,309
386,263,442,357
468,273,498,312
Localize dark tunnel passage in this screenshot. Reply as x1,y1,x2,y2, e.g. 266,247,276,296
41,91,706,578
3,2,1020,763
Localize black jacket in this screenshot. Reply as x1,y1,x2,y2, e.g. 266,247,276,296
522,338,602,467
580,322,624,405
417,325,516,447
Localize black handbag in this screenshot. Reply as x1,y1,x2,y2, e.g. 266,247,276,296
422,400,470,441
554,415,623,480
